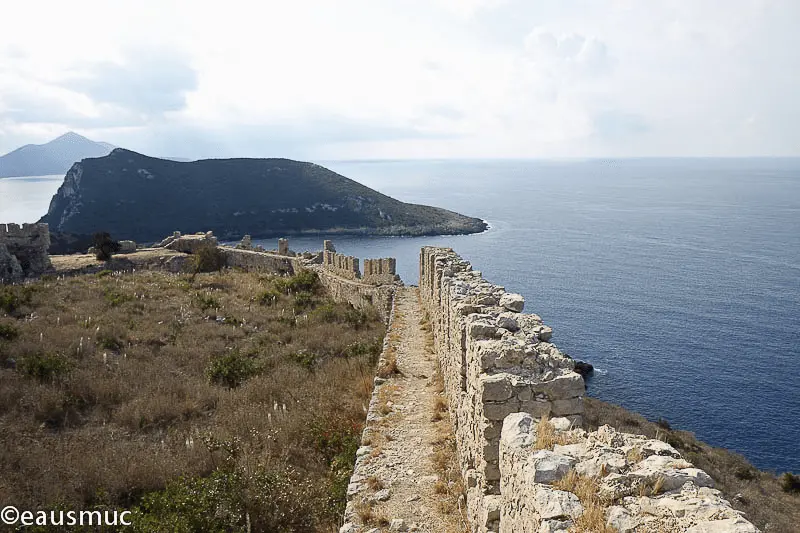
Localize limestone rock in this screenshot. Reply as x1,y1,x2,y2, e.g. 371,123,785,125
529,450,576,484
533,486,583,520
499,292,525,312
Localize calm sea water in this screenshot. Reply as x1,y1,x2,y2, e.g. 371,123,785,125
2,160,799,473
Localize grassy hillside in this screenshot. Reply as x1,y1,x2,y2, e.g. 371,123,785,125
0,269,385,531
41,149,487,242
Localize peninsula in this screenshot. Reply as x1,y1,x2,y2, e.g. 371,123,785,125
40,149,487,242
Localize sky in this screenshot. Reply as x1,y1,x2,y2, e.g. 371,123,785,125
0,0,798,159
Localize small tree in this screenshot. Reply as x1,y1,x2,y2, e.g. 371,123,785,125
93,232,121,261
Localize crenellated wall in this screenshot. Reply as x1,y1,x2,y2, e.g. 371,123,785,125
323,250,361,280
0,223,52,282
419,246,585,531
363,257,398,285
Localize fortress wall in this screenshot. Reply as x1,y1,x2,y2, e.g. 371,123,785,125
0,223,52,282
323,250,361,280
420,247,758,533
220,247,301,275
362,257,398,285
419,247,586,532
222,243,397,323
314,267,396,323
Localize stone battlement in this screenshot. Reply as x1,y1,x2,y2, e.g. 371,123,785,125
323,250,361,279
363,257,398,285
0,222,52,282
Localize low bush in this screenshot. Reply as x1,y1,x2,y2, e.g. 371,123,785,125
20,352,72,382
192,244,225,273
273,269,319,294
0,321,19,340
206,350,259,388
193,292,221,311
93,232,121,261
781,472,800,493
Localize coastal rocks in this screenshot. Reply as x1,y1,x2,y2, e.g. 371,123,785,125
573,361,594,377
499,292,525,312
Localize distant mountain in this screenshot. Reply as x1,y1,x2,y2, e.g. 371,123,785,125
0,132,115,178
41,149,488,242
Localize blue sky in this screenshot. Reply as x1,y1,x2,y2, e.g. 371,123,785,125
1,0,798,159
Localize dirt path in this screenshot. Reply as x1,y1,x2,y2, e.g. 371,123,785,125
343,287,466,533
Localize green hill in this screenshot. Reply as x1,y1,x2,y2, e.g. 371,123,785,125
41,149,487,242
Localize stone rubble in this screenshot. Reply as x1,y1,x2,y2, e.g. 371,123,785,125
499,414,759,533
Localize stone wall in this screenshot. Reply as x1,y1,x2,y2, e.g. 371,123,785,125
499,413,758,533
323,250,361,280
220,247,301,275
420,246,758,533
0,223,52,282
363,257,398,285
419,246,587,531
315,267,396,323
221,242,397,323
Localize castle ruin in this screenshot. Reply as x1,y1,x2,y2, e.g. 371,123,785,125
0,223,52,283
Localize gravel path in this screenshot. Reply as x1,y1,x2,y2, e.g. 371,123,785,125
344,287,466,533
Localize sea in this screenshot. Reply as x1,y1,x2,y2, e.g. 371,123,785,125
1,159,798,474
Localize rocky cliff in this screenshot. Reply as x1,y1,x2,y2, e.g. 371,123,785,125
40,149,487,242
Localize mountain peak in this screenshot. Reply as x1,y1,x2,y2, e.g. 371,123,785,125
0,132,117,178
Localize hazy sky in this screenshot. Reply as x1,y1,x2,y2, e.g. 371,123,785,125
1,0,798,159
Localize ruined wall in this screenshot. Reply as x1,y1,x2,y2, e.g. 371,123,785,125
499,414,758,533
221,243,397,323
419,247,586,532
322,250,361,280
0,223,52,282
420,246,758,533
220,247,301,275
314,267,396,323
362,257,398,285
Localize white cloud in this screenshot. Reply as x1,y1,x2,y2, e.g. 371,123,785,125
0,0,798,157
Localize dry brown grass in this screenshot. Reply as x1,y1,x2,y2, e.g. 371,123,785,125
534,415,579,450
0,269,386,531
585,397,800,533
553,470,616,533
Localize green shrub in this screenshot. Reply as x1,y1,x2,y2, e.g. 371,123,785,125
103,288,133,306
273,270,319,294
131,466,323,533
206,351,259,388
0,321,19,340
20,352,72,382
93,232,121,261
292,291,315,310
130,470,245,533
192,244,225,273
194,292,221,311
288,351,317,369
96,269,113,278
0,287,21,314
257,288,281,306
97,332,124,351
780,472,800,493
